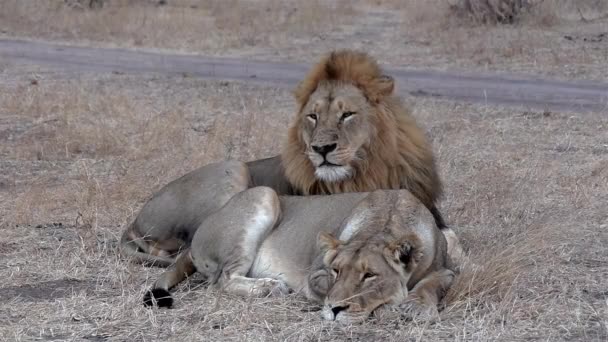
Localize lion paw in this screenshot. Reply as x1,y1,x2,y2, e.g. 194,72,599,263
253,278,290,297
396,298,439,322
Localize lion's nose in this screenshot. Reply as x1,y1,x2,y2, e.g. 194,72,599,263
312,143,337,158
331,305,349,317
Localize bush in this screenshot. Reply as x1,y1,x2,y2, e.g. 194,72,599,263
449,0,533,24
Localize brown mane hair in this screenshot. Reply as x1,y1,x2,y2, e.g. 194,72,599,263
293,50,392,108
281,50,442,210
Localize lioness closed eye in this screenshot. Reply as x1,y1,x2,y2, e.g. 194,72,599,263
143,187,457,324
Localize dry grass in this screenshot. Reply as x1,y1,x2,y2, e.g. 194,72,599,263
2,0,607,80
0,66,606,340
0,0,355,52
393,0,608,25
449,0,532,25
445,0,608,25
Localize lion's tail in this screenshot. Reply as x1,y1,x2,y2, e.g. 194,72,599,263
429,205,448,230
119,223,175,268
143,249,196,308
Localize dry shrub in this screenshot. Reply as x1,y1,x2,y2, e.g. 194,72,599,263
448,0,608,25
448,0,533,24
524,0,608,25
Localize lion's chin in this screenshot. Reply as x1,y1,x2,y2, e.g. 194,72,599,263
321,307,369,324
314,165,352,183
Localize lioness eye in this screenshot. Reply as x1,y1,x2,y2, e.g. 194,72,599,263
307,113,318,121
332,268,339,277
340,111,356,121
363,272,376,280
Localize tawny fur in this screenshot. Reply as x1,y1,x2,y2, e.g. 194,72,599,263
144,188,457,323
281,50,442,209
121,50,447,267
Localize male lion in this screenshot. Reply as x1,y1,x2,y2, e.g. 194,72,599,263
143,187,456,324
121,49,452,267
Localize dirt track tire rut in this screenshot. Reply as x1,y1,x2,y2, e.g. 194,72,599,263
1,39,606,112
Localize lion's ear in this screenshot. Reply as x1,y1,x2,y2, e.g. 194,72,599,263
385,235,423,268
317,232,342,252
376,74,394,97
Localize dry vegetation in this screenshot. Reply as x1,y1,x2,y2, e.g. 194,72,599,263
0,64,606,340
1,0,607,79
447,0,607,25
0,0,607,340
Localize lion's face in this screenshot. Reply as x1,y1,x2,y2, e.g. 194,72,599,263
298,81,376,183
317,232,420,324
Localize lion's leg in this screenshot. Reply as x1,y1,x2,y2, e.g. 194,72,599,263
222,275,289,297
143,249,196,308
192,186,288,297
123,160,251,267
304,268,331,303
304,253,333,303
120,225,177,268
442,228,467,267
397,268,455,320
221,187,287,297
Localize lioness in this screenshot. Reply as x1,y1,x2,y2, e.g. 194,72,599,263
121,49,452,266
143,187,456,324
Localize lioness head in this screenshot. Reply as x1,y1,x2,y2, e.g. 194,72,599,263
317,231,423,324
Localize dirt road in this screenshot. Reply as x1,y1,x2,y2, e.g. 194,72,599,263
1,38,606,112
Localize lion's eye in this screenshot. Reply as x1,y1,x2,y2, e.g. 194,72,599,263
363,272,376,281
340,111,356,121
331,268,339,277
307,113,318,121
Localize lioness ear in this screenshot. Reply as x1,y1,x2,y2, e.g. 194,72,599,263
376,75,394,97
318,232,342,266
385,236,423,269
317,232,341,252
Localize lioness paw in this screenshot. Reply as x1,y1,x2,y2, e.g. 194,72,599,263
253,278,289,297
397,298,439,322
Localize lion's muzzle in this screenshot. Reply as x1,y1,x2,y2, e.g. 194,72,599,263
321,303,368,324
308,143,354,183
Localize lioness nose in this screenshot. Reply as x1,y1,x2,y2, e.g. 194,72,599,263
312,143,337,157
331,305,349,317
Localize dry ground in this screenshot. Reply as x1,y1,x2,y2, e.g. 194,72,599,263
1,0,608,80
0,63,607,341
1,2,607,340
